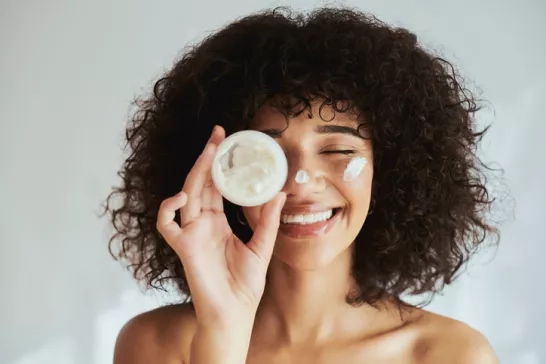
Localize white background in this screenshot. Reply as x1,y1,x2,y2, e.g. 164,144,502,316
1,0,545,363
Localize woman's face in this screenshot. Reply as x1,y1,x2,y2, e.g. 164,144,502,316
243,101,374,269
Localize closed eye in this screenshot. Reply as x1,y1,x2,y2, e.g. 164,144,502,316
321,150,356,155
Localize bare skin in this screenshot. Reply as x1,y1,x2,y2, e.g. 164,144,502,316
114,104,499,363
114,302,498,364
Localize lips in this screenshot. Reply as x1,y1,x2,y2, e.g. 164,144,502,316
281,209,333,224
278,208,341,238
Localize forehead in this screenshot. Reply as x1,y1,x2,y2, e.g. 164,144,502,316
250,99,361,129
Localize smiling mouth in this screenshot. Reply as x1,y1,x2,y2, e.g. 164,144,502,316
280,208,341,225
278,208,342,238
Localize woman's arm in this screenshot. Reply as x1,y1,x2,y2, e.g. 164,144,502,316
422,320,499,364
113,303,255,364
113,304,198,364
190,319,255,364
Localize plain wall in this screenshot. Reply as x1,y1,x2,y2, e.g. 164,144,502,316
1,0,545,363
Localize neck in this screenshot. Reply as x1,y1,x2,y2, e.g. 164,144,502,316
254,247,384,345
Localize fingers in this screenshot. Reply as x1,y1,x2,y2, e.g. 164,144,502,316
210,126,226,210
180,126,223,225
156,191,188,243
246,192,286,265
201,126,226,212
209,124,225,146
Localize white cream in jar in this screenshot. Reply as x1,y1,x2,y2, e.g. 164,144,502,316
211,130,288,207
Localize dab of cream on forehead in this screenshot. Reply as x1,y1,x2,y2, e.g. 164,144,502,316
343,157,368,182
295,169,310,184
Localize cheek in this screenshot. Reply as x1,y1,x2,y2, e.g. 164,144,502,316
331,157,374,203
329,156,371,185
342,156,369,182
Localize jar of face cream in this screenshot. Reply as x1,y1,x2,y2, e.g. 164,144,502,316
211,130,288,207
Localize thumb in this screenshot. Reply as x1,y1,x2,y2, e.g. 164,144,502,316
246,192,286,265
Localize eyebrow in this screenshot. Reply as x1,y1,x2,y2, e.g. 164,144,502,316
259,124,363,139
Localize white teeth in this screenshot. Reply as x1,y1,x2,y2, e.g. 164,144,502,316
281,209,334,225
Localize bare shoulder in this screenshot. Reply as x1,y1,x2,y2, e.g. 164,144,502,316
113,302,198,364
413,310,499,364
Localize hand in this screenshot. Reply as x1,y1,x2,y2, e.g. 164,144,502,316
156,125,286,327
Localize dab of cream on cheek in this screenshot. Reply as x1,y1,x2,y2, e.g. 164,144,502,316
343,157,368,182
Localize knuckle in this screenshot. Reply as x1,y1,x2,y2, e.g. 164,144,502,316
158,198,168,211
155,218,164,232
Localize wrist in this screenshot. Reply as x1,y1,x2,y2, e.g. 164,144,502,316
191,298,259,332
196,312,255,333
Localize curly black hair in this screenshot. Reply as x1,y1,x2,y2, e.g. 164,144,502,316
103,6,502,307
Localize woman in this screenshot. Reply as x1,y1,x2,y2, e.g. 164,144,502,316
105,6,501,363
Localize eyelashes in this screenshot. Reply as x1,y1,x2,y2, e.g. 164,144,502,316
320,150,356,155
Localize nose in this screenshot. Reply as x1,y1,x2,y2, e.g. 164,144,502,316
282,152,326,198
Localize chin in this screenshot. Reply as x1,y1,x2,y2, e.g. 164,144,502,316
271,235,352,271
